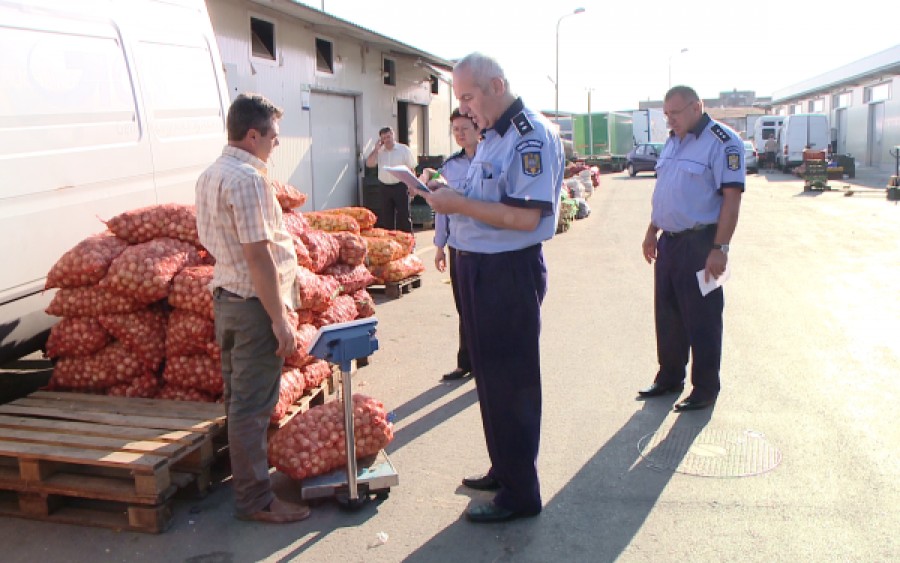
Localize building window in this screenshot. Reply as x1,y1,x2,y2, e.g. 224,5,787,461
864,82,891,103
316,38,334,74
250,17,275,61
789,103,803,115
832,92,851,108
809,99,824,113
382,58,396,86
430,74,439,94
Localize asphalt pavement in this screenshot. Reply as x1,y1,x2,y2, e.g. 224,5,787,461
2,166,899,562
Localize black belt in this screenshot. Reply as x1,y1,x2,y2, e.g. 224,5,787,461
456,244,541,257
213,287,252,300
662,224,716,238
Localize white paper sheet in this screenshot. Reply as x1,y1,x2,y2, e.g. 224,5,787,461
384,165,432,193
696,266,731,297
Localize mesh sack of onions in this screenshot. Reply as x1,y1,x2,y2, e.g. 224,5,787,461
51,341,151,390
98,308,167,371
162,354,223,395
301,359,332,389
45,317,111,358
107,374,161,398
322,263,376,294
299,230,340,273
284,320,318,368
282,211,310,238
45,233,129,289
351,288,376,319
292,238,314,271
367,253,425,284
314,294,358,327
293,266,340,312
270,366,308,424
320,207,377,230
330,232,367,266
268,394,394,480
360,228,415,255
303,211,360,234
361,236,404,266
166,308,219,357
100,238,200,304
271,179,308,210
46,285,145,317
157,384,218,403
104,203,201,246
168,265,214,319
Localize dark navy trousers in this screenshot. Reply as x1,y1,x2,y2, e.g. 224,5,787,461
456,244,546,514
654,227,723,401
447,247,472,373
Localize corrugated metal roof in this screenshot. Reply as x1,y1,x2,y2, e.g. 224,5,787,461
247,0,454,70
771,44,900,103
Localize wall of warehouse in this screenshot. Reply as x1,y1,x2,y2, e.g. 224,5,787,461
206,0,454,209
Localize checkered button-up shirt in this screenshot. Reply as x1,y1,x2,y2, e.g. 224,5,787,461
195,146,297,306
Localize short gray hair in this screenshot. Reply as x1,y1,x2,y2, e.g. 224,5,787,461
454,52,510,93
665,85,699,103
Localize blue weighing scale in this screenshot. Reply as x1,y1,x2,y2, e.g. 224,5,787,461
300,317,398,507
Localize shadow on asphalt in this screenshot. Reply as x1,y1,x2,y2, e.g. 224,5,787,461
401,396,713,562
386,382,478,453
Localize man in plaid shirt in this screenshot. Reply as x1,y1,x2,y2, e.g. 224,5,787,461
196,93,309,523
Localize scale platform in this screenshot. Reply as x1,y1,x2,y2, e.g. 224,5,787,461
300,449,398,500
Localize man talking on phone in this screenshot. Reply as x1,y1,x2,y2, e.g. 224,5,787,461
366,126,417,232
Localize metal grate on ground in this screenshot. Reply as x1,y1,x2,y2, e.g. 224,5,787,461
637,426,782,478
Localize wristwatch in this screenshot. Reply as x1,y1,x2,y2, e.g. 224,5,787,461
712,243,730,254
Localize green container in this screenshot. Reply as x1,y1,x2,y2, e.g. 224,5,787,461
572,112,634,158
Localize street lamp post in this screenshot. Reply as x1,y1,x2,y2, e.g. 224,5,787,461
555,7,586,126
668,47,688,89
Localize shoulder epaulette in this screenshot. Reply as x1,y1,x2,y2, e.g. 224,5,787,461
512,112,534,136
710,123,730,143
444,148,466,162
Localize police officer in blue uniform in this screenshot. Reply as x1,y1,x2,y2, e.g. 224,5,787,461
419,52,564,523
433,108,479,381
638,85,744,412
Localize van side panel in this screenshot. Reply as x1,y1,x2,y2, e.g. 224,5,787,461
0,0,228,364
778,114,830,168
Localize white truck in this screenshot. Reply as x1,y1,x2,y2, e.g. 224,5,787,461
776,114,830,171
0,0,231,364
752,115,785,155
632,108,668,145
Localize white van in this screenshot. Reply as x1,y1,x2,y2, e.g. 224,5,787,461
752,115,784,155
776,114,830,171
0,0,230,364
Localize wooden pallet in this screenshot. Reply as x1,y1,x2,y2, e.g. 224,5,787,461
0,391,225,533
367,275,422,299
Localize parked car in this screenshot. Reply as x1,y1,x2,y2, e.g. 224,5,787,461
743,140,759,173
625,142,665,177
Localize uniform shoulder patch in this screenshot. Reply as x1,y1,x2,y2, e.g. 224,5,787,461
512,112,534,136
516,139,543,152
725,146,742,171
710,124,731,143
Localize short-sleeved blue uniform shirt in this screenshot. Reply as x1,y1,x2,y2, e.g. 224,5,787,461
651,113,745,233
452,98,565,253
433,148,472,249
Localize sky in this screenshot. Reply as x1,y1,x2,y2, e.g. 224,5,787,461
299,0,898,113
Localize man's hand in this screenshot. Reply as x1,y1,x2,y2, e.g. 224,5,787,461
704,249,728,282
642,232,658,264
272,311,297,358
421,185,462,214
434,246,447,272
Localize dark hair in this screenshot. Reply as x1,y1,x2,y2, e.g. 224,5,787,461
227,93,283,142
378,126,393,136
664,85,700,103
450,108,474,124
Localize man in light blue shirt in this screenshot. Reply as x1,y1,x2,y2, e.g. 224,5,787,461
420,52,564,524
638,85,744,412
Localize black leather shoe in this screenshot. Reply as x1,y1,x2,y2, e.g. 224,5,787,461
673,397,716,412
442,368,470,381
637,382,684,398
462,474,500,491
465,503,540,523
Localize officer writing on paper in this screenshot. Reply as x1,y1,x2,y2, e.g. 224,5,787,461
637,85,744,413
417,52,564,523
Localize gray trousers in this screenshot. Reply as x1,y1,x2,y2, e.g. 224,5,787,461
213,292,283,516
